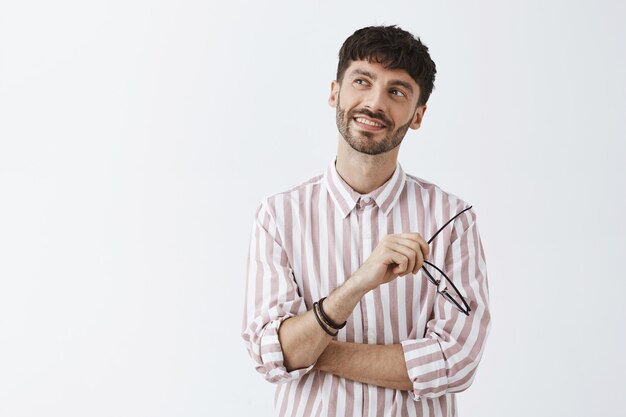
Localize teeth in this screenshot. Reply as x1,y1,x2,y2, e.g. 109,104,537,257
355,117,383,127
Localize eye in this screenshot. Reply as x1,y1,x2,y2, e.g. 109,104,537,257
390,89,406,97
354,78,369,86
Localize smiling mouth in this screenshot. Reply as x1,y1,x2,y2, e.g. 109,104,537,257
353,116,386,130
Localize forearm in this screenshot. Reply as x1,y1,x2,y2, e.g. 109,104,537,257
315,340,412,391
278,276,369,371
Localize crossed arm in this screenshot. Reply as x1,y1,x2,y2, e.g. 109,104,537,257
277,233,430,391
313,340,412,391
243,202,490,396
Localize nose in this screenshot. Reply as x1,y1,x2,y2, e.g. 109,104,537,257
362,85,387,113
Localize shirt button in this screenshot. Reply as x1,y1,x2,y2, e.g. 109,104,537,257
362,197,372,204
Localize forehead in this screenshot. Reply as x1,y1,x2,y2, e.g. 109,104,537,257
343,59,418,87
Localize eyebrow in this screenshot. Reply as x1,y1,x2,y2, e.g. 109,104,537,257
388,80,414,95
350,68,377,80
348,69,414,95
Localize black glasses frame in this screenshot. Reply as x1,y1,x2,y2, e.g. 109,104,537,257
421,206,473,316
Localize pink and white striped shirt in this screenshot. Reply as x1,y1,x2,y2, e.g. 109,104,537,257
242,160,491,417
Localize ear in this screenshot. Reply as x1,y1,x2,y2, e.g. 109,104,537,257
410,105,427,130
328,80,340,108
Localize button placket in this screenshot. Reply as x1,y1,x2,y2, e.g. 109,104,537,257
356,196,376,343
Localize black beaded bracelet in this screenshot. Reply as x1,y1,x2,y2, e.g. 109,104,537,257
318,297,347,330
313,302,338,337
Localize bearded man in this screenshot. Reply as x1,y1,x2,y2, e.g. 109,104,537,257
242,25,491,417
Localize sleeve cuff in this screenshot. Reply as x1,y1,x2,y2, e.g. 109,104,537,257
401,338,449,400
258,316,315,383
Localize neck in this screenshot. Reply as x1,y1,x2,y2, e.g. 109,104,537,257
335,135,399,194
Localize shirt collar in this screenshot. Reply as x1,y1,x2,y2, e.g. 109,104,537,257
322,159,407,218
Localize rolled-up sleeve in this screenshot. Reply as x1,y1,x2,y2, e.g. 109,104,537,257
401,208,491,400
241,199,314,383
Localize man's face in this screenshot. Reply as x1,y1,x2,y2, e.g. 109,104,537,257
328,60,426,155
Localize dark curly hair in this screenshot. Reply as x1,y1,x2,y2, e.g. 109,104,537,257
337,25,437,106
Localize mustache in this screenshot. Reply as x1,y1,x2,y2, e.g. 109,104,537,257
348,108,392,127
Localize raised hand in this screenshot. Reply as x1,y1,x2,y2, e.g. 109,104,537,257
352,233,430,292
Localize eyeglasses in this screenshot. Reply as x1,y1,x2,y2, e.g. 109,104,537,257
421,206,473,316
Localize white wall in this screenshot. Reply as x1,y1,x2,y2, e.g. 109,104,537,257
1,1,625,416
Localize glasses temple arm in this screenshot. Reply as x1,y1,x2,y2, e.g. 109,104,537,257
426,205,472,245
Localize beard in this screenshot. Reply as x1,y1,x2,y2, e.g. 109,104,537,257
335,96,413,156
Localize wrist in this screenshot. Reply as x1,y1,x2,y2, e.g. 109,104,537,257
320,277,368,328
347,270,374,296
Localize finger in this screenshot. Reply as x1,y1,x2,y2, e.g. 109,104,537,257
393,233,424,240
396,239,422,275
390,233,423,246
389,234,428,251
384,241,418,276
390,252,409,274
391,234,430,270
413,244,424,274
398,247,416,276
417,238,430,261
390,237,425,272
